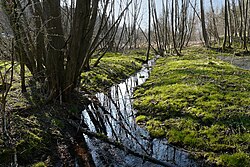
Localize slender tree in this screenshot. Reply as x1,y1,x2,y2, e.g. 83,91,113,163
171,0,181,55
146,0,151,62
210,0,220,43
243,0,249,50
222,0,229,50
200,0,210,47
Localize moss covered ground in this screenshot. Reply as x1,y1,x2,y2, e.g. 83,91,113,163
0,51,149,166
81,51,151,93
133,46,250,166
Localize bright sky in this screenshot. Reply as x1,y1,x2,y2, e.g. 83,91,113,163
138,0,224,29
63,0,224,29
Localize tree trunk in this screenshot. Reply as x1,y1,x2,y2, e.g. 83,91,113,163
171,0,181,55
146,0,151,62
238,0,243,39
64,0,99,99
210,0,220,43
200,0,209,47
228,0,233,48
222,0,228,50
43,0,65,100
243,0,249,50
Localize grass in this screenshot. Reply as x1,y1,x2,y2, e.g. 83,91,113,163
81,51,152,93
0,50,151,166
133,46,250,166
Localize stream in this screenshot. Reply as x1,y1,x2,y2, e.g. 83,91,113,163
218,55,250,70
81,58,198,167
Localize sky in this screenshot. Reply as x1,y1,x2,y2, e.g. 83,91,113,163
63,0,224,29
137,0,224,29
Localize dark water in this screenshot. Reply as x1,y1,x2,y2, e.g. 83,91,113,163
82,58,198,167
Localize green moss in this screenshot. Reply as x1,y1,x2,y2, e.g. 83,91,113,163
146,120,166,138
32,162,47,167
133,46,250,166
219,152,250,167
135,115,147,122
81,52,146,92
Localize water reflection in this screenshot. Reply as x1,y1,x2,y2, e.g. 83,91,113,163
82,58,198,167
218,55,250,70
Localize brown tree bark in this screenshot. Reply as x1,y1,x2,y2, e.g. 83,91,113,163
43,0,65,100
64,0,99,99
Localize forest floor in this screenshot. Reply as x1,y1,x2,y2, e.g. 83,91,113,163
0,50,151,167
133,46,250,167
1,46,250,167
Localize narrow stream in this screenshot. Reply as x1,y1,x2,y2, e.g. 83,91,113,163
81,58,198,167
218,55,250,70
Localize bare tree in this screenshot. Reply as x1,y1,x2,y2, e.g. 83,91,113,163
3,0,133,101
210,0,220,43
146,0,151,62
171,0,181,55
222,0,229,50
200,0,210,47
243,0,249,50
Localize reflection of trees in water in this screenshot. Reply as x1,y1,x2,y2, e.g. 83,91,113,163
81,59,198,167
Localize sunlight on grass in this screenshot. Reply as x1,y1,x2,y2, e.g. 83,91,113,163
133,46,250,166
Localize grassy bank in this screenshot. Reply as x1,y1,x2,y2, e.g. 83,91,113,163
0,51,149,166
81,51,150,93
133,47,250,166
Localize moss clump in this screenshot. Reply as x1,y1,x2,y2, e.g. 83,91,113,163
219,152,250,167
146,120,166,138
135,115,147,123
133,46,250,166
32,162,47,167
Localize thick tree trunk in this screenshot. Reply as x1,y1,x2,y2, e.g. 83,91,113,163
44,0,65,99
64,0,99,99
33,0,46,80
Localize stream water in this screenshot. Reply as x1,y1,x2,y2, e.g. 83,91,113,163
81,58,198,167
218,55,250,70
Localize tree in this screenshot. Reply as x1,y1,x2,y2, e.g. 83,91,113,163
210,0,220,43
200,0,210,47
3,0,132,101
243,0,249,50
222,0,229,50
171,0,181,55
146,0,151,62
